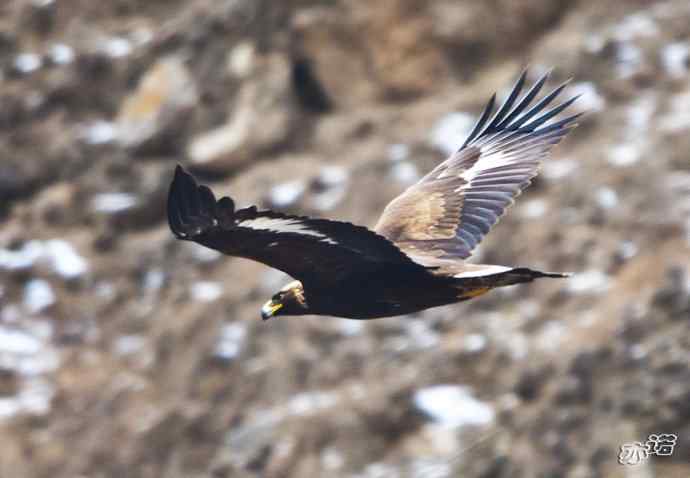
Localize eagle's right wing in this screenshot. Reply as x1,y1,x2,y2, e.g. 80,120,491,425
375,70,580,261
168,166,425,289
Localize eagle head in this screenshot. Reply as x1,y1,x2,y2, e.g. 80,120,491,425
261,280,308,320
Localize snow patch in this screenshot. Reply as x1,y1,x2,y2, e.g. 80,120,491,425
607,143,641,167
612,13,658,41
0,379,55,420
661,42,690,78
596,187,619,209
114,335,146,356
287,391,338,416
102,37,132,58
521,199,548,219
48,43,75,65
568,270,611,294
462,333,487,353
14,53,42,74
0,240,88,279
390,161,420,185
269,180,306,208
91,193,138,213
543,158,578,181
387,143,410,162
23,279,55,315
413,385,494,428
430,112,475,156
190,281,223,302
81,120,119,145
569,82,605,112
214,322,247,360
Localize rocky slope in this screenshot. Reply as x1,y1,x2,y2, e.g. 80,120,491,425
0,0,689,477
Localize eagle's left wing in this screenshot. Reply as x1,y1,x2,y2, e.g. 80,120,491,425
375,70,581,261
168,166,425,289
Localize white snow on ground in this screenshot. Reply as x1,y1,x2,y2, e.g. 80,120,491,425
190,281,223,302
567,269,611,294
0,240,88,279
269,180,306,208
213,322,247,360
91,192,138,213
430,112,475,156
413,384,494,428
23,279,55,314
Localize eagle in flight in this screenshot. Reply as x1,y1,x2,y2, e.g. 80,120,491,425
168,70,580,320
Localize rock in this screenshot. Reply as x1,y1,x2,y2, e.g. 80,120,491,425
116,56,198,153
515,367,551,402
20,0,57,34
429,0,572,65
291,7,378,107
0,368,19,396
554,375,592,404
291,56,333,113
651,266,690,319
362,0,449,99
188,54,293,173
293,2,448,103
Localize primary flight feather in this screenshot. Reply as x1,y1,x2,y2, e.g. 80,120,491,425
168,70,579,320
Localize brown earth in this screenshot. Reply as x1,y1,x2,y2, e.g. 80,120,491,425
1,0,689,477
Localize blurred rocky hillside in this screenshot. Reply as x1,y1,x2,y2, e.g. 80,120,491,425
0,0,689,477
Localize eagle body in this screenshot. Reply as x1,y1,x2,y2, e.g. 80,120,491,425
293,268,460,320
168,70,579,320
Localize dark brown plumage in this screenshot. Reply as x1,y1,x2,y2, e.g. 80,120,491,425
168,70,579,320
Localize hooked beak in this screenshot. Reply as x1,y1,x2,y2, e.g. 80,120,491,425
261,300,282,320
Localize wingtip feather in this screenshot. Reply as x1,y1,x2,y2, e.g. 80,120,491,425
461,69,580,149
168,165,218,239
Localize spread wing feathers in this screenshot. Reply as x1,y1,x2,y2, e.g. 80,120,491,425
375,70,580,260
168,166,425,288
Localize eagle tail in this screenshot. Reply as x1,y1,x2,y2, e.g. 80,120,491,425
454,266,570,288
487,267,570,287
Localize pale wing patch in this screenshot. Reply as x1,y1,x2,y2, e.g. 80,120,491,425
376,190,457,241
238,217,338,244
454,265,511,278
458,143,523,185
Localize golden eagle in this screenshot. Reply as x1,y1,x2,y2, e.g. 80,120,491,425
168,71,580,320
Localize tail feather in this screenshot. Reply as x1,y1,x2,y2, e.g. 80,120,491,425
455,266,570,289
491,267,570,286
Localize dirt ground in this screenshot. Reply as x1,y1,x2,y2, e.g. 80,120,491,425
1,0,689,477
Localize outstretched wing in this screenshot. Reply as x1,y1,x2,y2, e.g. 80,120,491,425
375,70,580,261
168,166,425,289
